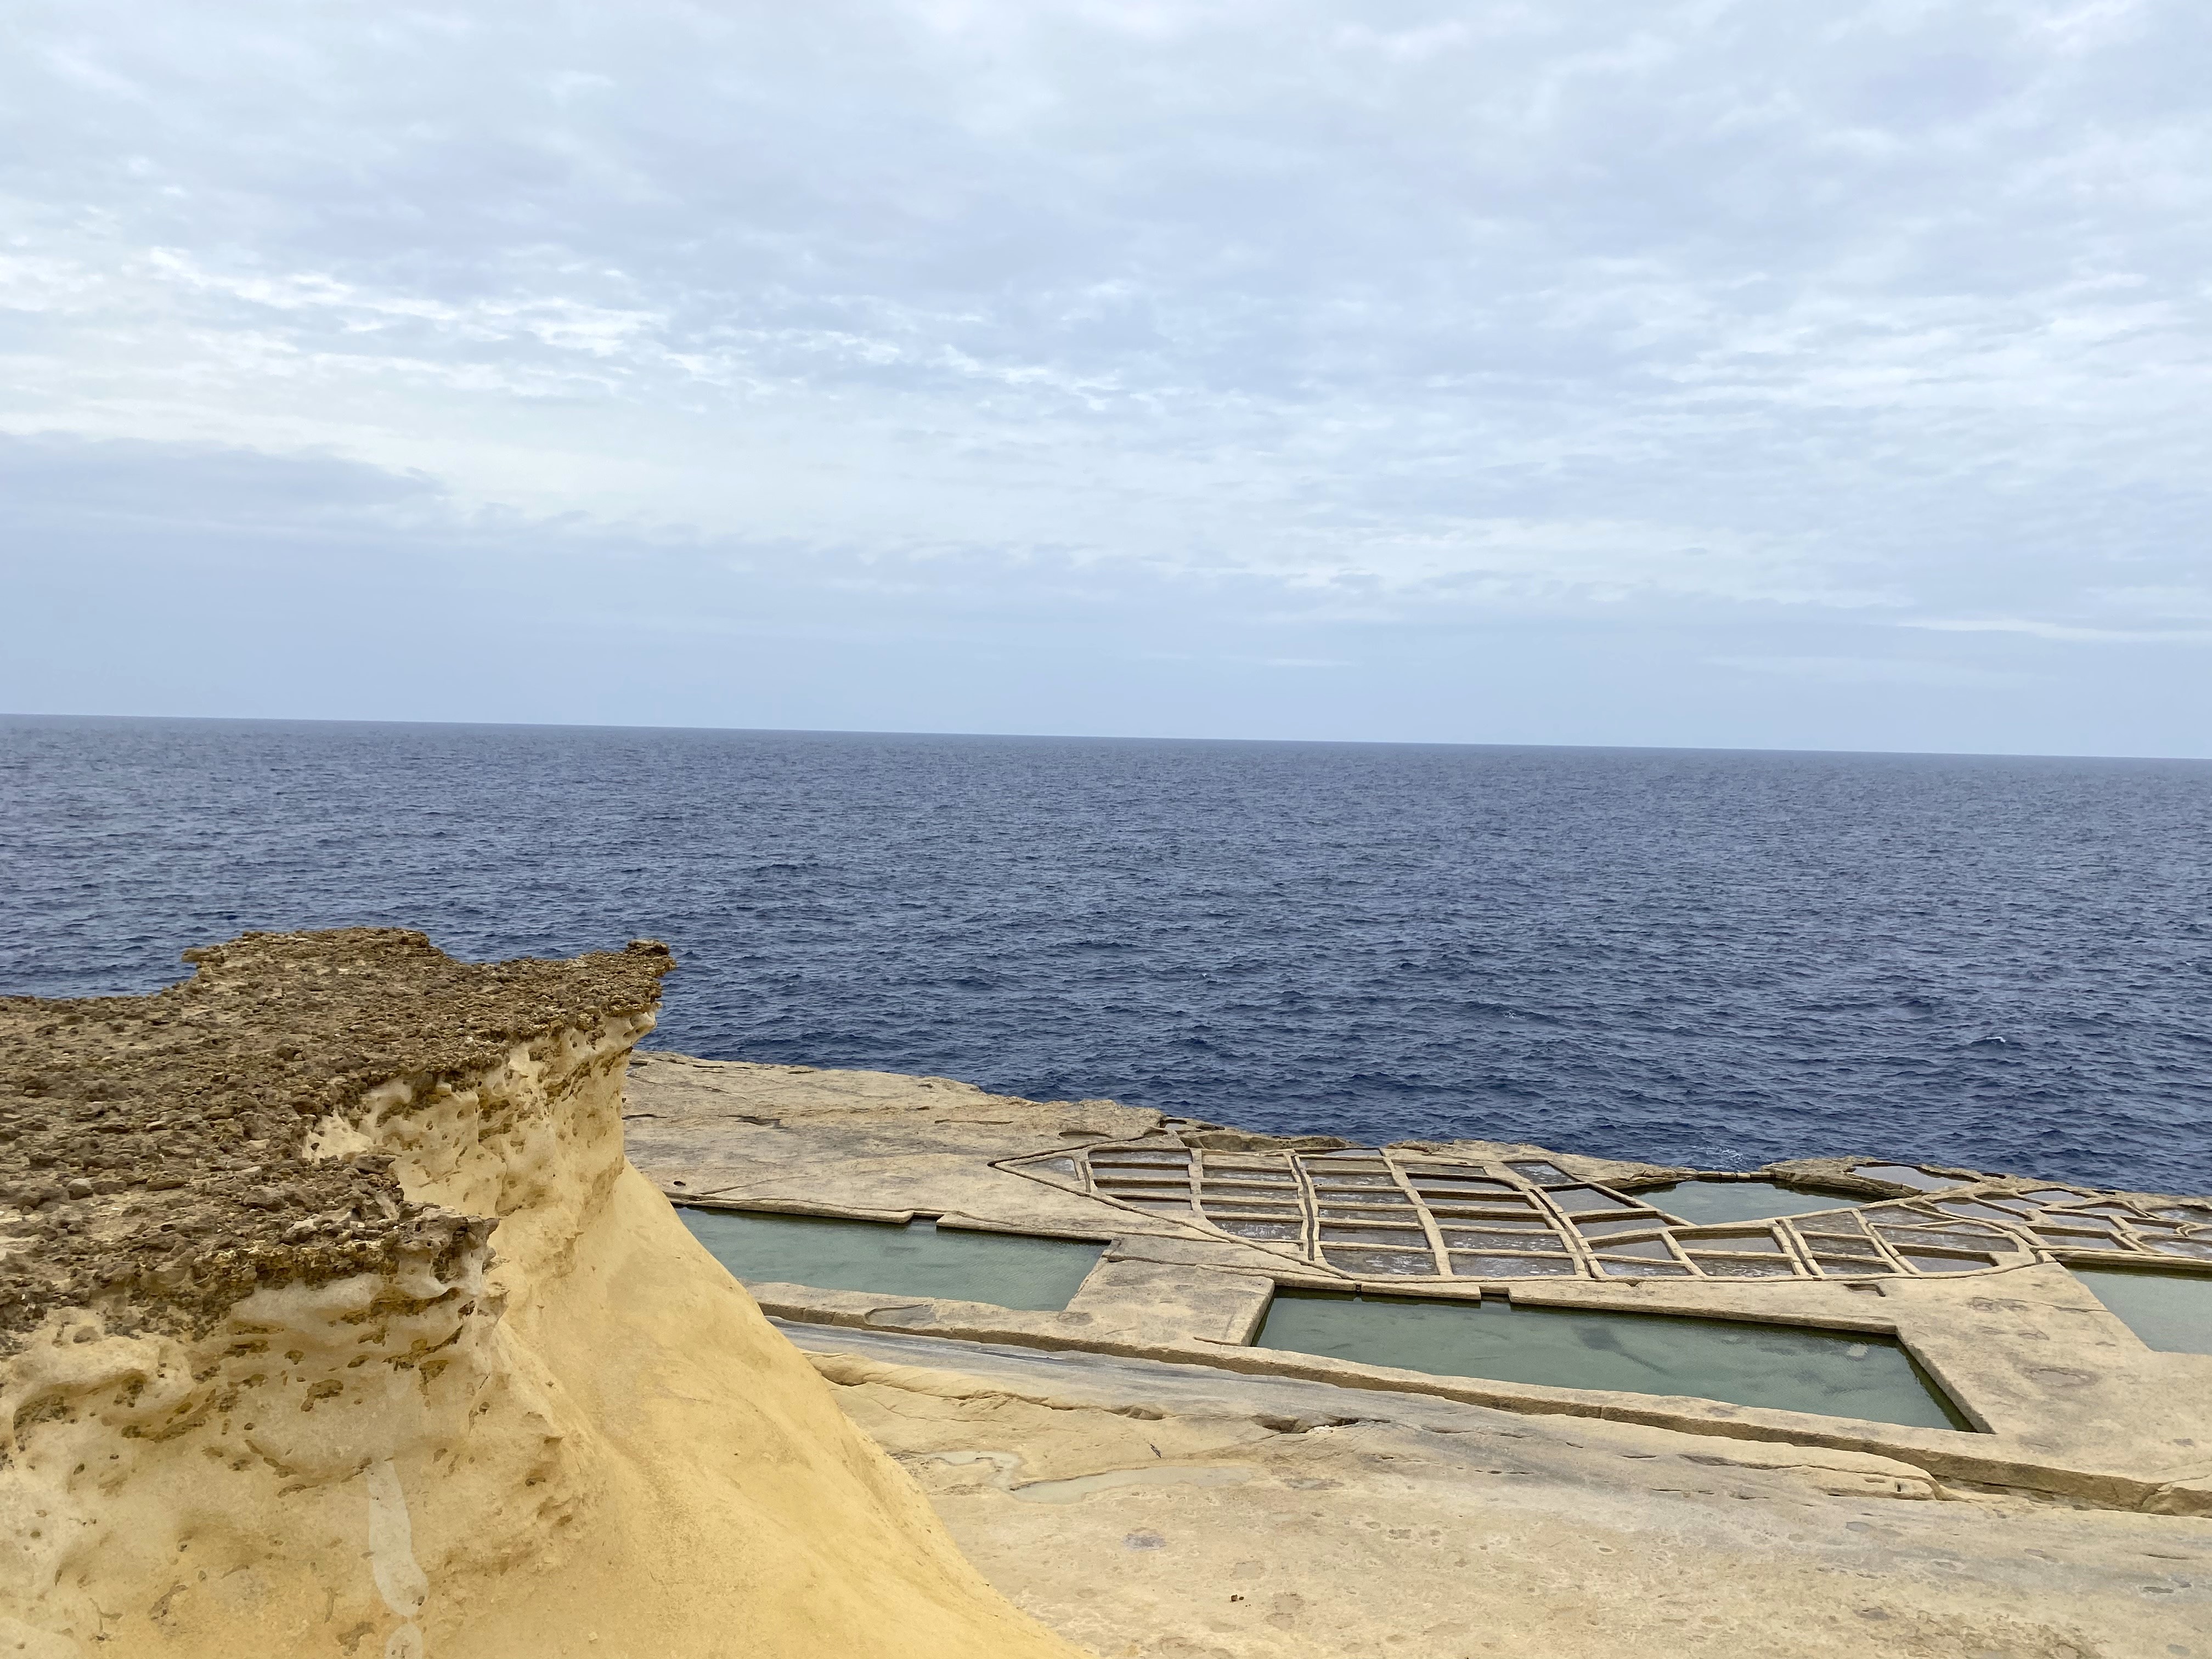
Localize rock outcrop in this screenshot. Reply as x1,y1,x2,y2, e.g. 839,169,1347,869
0,930,1084,1658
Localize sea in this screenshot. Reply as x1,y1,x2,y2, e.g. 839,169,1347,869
3,715,2207,1194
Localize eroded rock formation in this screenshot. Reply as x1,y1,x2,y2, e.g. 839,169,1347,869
0,930,1083,1658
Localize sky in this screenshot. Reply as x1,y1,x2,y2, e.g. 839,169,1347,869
3,1,2209,755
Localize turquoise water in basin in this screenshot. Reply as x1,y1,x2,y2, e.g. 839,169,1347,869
2072,1268,2212,1355
680,1207,1103,1312
1255,1291,1971,1431
1641,1181,1867,1224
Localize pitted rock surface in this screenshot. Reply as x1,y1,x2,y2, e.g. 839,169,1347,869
0,928,673,1348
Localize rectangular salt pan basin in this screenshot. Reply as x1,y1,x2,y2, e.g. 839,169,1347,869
2072,1268,2212,1356
680,1207,1103,1312
1255,1291,1971,1431
1641,1181,1868,1224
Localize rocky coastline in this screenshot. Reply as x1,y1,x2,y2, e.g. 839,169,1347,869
4,930,2207,1657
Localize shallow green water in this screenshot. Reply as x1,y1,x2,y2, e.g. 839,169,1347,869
679,1207,1103,1312
1255,1291,1971,1431
1641,1181,1866,1224
2072,1267,2212,1355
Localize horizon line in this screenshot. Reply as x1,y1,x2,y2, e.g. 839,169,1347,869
4,708,2207,768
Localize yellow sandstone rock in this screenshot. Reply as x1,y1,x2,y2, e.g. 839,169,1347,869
0,931,1085,1659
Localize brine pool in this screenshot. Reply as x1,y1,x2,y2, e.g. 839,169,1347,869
1255,1290,1972,1431
2072,1267,2212,1356
679,1206,1103,1312
1637,1181,1869,1224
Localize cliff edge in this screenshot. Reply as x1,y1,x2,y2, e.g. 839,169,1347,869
0,929,1085,1658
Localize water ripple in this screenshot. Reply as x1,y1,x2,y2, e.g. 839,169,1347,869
2,716,2207,1193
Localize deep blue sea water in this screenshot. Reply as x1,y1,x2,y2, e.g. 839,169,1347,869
3,715,2208,1193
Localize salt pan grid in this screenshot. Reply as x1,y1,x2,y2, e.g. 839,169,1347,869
1001,1143,2212,1283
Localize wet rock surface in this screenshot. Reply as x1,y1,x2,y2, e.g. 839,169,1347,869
0,927,673,1347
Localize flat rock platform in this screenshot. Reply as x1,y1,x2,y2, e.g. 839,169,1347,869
628,1052,2212,1658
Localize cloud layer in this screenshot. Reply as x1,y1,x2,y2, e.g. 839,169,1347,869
4,1,2209,750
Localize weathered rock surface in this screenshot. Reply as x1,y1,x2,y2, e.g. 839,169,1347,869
0,931,1083,1659
800,1326,2212,1659
0,928,671,1345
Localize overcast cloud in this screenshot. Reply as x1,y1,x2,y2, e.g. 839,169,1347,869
3,1,2209,752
